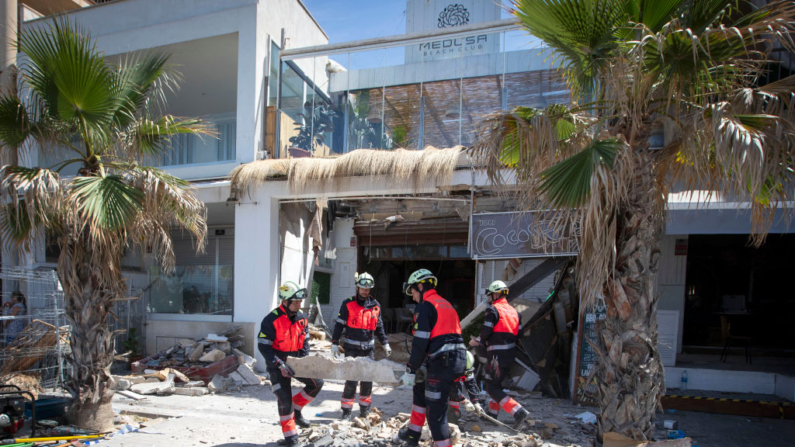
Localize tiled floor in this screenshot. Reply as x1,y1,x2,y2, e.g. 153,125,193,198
658,409,795,447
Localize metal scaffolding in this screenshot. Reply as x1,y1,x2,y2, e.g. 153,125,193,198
0,267,68,390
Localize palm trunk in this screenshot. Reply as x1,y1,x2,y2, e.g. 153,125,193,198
59,236,119,433
596,152,664,441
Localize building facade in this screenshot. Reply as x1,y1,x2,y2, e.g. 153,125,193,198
8,0,793,402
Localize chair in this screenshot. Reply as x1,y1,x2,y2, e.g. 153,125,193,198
720,315,752,364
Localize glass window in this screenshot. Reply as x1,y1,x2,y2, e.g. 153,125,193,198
148,233,234,315
268,41,280,107
157,116,236,167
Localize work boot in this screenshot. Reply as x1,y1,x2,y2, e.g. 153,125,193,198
513,407,530,429
284,436,306,447
359,406,371,418
294,409,311,428
392,426,420,447
340,408,352,421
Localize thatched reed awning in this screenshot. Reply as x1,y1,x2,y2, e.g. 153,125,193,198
230,147,464,194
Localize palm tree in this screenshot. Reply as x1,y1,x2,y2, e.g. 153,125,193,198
0,20,209,430
473,0,795,441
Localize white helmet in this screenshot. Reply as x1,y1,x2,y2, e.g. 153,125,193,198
486,280,509,297
405,268,437,295
354,272,375,289
279,281,307,301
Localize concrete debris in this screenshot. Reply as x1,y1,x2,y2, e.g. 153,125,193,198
184,381,206,388
233,348,256,368
199,349,226,363
235,364,261,386
130,380,176,396
207,374,231,393
174,386,210,397
206,333,228,342
286,354,404,384
189,342,207,362
117,390,147,400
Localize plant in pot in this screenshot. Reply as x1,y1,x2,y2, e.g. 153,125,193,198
288,101,337,157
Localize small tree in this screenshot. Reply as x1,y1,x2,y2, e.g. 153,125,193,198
0,20,209,430
473,0,795,441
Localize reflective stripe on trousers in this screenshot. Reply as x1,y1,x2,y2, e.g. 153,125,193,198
487,342,516,351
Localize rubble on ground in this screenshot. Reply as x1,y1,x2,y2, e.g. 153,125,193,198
116,325,267,397
293,405,549,447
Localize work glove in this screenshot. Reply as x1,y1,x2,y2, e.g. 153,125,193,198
473,403,485,416
384,344,392,357
278,362,295,378
400,369,415,387
331,344,341,358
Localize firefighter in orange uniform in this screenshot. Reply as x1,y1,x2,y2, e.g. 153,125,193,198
331,272,391,420
258,281,324,447
469,280,529,428
395,269,466,447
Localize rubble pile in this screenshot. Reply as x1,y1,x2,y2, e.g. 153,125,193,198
135,326,246,370
116,326,267,398
294,407,546,447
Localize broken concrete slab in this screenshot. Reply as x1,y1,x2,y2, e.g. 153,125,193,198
286,355,404,384
207,374,230,393
117,390,147,400
233,348,256,367
130,380,176,396
174,387,209,397
184,381,206,388
206,333,228,342
199,349,226,363
235,364,261,385
189,342,206,362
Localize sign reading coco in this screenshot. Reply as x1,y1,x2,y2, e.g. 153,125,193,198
470,211,579,259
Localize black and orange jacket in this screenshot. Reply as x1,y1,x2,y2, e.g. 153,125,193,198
407,289,465,372
479,297,522,359
257,303,310,369
331,296,388,349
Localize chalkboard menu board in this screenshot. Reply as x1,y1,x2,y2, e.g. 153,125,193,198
470,211,578,259
574,300,606,405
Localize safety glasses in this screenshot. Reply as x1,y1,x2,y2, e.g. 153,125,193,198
289,288,308,300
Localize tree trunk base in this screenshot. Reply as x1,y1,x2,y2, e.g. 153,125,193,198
68,396,115,432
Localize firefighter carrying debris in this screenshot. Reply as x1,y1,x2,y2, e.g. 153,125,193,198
258,281,324,447
331,271,391,420
396,269,466,447
469,280,530,428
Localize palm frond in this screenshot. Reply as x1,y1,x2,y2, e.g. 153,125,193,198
510,0,627,96
0,166,63,253
539,137,622,207
18,18,116,148
0,94,31,149
122,115,214,159
69,175,144,232
111,51,179,128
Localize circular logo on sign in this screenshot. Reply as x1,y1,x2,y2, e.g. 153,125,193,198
438,4,470,28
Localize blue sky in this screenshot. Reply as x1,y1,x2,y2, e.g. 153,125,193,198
302,0,409,44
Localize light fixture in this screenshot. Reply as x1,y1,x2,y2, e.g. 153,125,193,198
445,105,460,119
366,105,382,124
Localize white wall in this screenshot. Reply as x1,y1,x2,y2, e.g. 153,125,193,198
326,219,357,325
656,235,688,353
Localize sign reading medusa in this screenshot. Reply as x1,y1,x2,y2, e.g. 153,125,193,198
437,4,470,28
